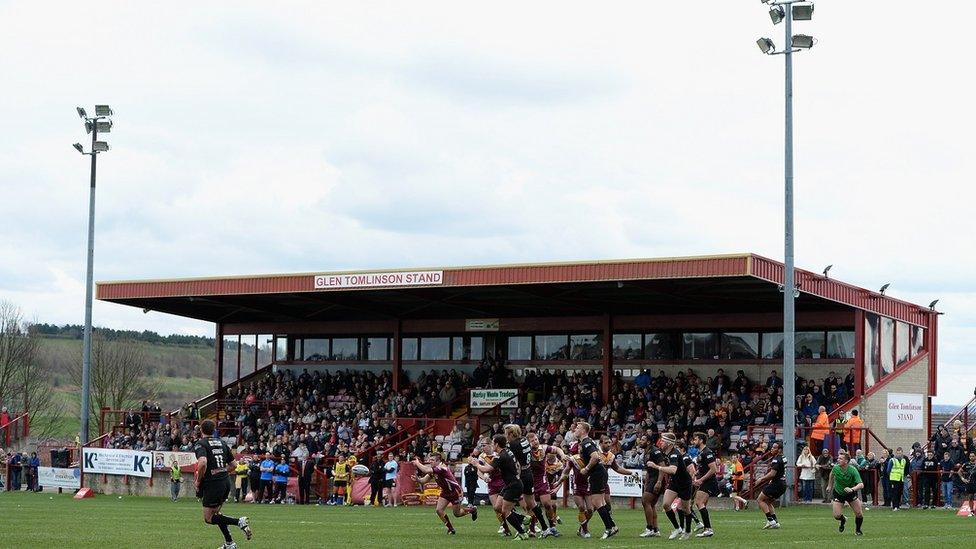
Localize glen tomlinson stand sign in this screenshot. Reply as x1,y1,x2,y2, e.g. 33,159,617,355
887,393,924,430
314,271,444,290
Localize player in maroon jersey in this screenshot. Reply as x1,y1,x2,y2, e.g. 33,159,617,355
472,440,511,536
412,453,478,535
527,432,567,537
556,443,593,538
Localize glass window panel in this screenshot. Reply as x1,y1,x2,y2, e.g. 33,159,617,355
365,337,389,361
911,326,925,357
507,336,532,360
292,339,301,362
274,337,288,362
895,322,910,366
761,333,784,359
222,335,238,386
570,334,601,360
826,332,855,359
469,337,484,361
795,331,825,359
420,337,450,360
644,333,675,360
682,333,717,360
534,335,569,360
401,338,419,361
721,333,759,359
239,335,257,377
864,314,880,389
331,338,359,360
880,318,895,377
303,339,329,361
452,337,465,360
257,334,273,370
613,334,642,360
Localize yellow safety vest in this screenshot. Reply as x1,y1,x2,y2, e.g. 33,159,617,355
890,458,907,482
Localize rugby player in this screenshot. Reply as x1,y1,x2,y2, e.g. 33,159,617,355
526,432,565,537
544,450,564,526
576,421,619,539
691,432,718,538
555,444,593,538
956,452,976,517
649,433,695,540
472,440,511,536
469,434,530,540
412,453,477,535
597,434,638,511
639,435,667,538
756,441,787,530
504,424,554,537
828,451,865,536
193,419,252,549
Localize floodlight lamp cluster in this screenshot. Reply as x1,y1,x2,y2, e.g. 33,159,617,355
73,105,114,155
757,1,816,54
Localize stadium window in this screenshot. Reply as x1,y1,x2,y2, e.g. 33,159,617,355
682,333,718,360
761,333,784,359
895,322,910,366
221,335,238,386
864,314,881,389
331,338,359,360
910,326,925,357
720,333,759,359
795,331,826,359
644,333,675,360
239,335,257,376
880,317,895,377
303,338,329,361
365,337,390,361
507,336,532,360
570,334,601,360
401,338,419,361
613,334,642,360
274,336,288,362
292,339,302,362
826,331,855,359
469,336,484,361
257,334,273,370
534,335,569,360
420,337,450,360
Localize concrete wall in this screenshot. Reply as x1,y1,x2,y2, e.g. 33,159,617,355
856,355,929,453
83,469,199,498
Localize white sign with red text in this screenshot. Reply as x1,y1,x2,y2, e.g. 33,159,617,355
887,393,924,430
313,271,443,290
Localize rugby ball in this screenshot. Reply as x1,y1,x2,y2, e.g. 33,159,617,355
351,464,370,476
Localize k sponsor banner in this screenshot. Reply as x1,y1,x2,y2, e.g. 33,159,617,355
888,393,924,429
152,451,198,472
313,270,443,290
82,447,152,478
38,467,81,489
469,388,519,409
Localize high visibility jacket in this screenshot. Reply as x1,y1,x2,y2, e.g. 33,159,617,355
811,412,830,441
890,457,907,482
844,416,864,445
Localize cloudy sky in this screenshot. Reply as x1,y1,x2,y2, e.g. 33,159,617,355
1,1,972,403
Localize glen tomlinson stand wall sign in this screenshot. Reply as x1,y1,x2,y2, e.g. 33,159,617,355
313,270,444,290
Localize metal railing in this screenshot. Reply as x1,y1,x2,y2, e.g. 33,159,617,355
1,411,29,447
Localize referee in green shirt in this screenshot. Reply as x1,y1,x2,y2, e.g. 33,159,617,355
828,452,865,536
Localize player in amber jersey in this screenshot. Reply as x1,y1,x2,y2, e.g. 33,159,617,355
555,447,593,538
412,452,478,535
527,432,566,538
472,440,511,536
597,434,638,510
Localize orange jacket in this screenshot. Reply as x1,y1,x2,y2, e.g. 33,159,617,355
843,415,864,445
811,412,830,441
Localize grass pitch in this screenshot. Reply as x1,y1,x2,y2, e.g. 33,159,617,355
0,492,968,548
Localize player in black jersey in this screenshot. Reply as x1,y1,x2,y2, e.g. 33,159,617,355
503,424,555,538
639,435,667,538
691,432,718,538
194,419,252,549
469,434,530,540
757,441,787,530
649,433,696,540
576,421,619,539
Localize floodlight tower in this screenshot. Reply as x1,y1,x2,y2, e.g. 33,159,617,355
756,1,815,505
72,105,114,444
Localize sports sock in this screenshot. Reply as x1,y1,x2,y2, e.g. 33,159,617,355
691,509,701,525
700,508,711,529
507,511,526,534
765,512,775,522
533,504,549,530
212,514,239,527
855,516,863,532
546,506,558,523
684,510,693,533
217,523,232,543
584,509,593,525
577,510,586,524
440,515,454,531
771,513,777,522
666,509,680,529
596,505,615,529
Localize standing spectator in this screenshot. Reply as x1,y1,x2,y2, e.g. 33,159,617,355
796,446,816,503
862,451,877,506
941,451,956,509
919,449,938,509
383,453,399,507
932,425,951,459
170,458,182,502
9,450,22,490
259,453,275,503
843,410,864,454
908,447,925,507
234,458,249,502
463,459,479,506
272,456,290,503
298,454,315,505
810,406,829,455
0,407,10,446
878,448,892,507
369,455,386,506
248,458,262,503
816,448,833,503
26,452,39,492
888,447,909,511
